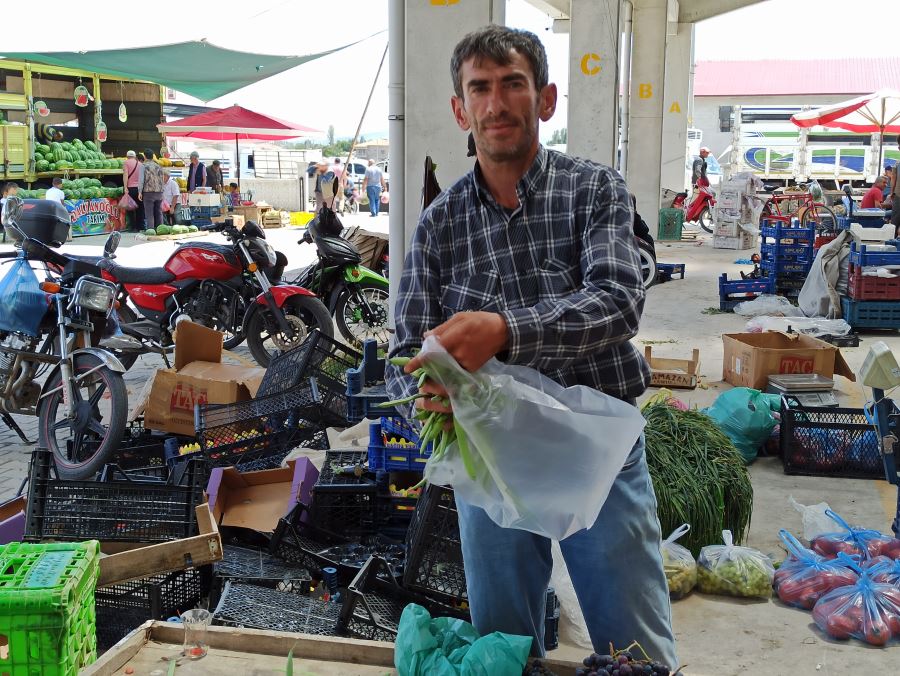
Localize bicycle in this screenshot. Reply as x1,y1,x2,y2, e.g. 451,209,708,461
761,181,838,233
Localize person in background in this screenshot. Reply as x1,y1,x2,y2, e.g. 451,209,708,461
387,25,676,667
187,151,206,192
1,182,18,239
161,170,181,227
891,143,900,233
331,157,346,212
122,150,144,232
227,182,241,208
139,149,166,231
313,161,329,211
692,147,710,188
208,159,224,193
860,176,890,210
361,159,387,217
45,177,64,205
35,123,64,144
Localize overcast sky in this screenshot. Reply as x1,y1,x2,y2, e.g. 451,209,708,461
2,0,896,141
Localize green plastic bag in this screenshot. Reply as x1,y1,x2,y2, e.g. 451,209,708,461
395,604,532,676
703,388,781,464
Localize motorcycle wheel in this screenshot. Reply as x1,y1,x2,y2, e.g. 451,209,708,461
245,295,334,368
637,238,657,287
38,352,127,480
335,282,390,349
698,207,714,233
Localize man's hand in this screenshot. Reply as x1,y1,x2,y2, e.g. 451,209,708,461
406,311,508,375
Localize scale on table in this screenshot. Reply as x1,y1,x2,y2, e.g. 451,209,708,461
766,374,839,408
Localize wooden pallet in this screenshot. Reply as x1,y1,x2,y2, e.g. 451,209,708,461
142,231,209,242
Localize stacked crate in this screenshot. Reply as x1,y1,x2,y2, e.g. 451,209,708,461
759,222,815,299
842,243,900,329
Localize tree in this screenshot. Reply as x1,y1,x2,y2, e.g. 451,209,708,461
359,135,367,144
327,125,335,146
549,128,567,145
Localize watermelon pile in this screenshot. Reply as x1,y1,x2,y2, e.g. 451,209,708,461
16,179,125,201
33,138,122,172
153,225,198,236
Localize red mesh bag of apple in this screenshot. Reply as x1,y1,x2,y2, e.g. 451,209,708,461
774,530,859,610
810,510,900,560
812,554,900,646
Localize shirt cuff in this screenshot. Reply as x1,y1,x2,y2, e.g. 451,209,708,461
499,307,543,366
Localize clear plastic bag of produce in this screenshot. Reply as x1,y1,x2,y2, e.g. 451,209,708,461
394,603,532,676
812,555,900,646
789,495,834,541
773,529,859,609
810,510,900,560
661,524,697,599
870,558,900,585
696,530,774,598
417,335,646,540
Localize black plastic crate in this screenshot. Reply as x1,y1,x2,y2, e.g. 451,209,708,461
337,556,468,642
95,567,209,651
259,329,362,397
780,397,894,479
25,449,206,543
545,588,560,651
111,422,168,470
195,383,331,467
270,504,404,586
317,450,375,487
310,450,378,535
403,484,467,607
229,429,329,474
212,581,340,636
213,545,313,601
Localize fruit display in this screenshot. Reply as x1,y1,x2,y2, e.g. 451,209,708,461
33,138,122,172
660,524,696,599
773,529,859,609
810,509,900,561
175,177,187,191
696,530,774,599
16,179,124,201
576,647,679,676
522,660,557,676
812,557,900,647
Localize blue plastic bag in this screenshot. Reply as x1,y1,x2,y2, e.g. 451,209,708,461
0,258,48,337
702,388,781,463
395,604,532,676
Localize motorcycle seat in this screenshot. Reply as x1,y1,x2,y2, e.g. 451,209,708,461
98,259,176,284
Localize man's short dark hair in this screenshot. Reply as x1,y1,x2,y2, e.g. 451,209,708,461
450,25,549,99
144,148,155,160
52,177,62,187
212,160,220,166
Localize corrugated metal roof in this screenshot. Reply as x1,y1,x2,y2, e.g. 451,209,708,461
694,58,900,97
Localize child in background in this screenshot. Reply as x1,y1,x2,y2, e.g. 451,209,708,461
228,182,241,207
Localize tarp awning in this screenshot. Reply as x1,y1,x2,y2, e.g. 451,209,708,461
0,38,369,102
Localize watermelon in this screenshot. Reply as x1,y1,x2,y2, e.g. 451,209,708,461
89,179,101,188
156,224,172,235
188,225,199,232
36,160,49,172
48,163,57,171
144,228,156,236
37,144,51,155
84,141,97,152
117,159,125,168
72,138,83,148
61,142,71,151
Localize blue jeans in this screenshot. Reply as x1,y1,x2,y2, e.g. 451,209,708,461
456,435,677,667
367,186,382,216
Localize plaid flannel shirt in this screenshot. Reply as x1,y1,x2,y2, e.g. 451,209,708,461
386,145,650,407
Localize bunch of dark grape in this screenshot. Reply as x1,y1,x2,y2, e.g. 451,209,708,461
522,659,557,676
576,651,677,676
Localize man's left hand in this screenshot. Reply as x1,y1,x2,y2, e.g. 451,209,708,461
407,311,508,374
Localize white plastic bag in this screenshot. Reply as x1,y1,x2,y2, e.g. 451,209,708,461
418,335,646,540
745,316,851,337
789,495,834,542
550,542,592,649
734,294,805,318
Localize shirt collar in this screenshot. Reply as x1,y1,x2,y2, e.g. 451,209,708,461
472,144,548,206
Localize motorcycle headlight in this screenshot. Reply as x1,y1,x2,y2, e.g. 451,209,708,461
73,279,115,313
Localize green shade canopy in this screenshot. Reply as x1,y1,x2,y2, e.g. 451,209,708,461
0,38,370,101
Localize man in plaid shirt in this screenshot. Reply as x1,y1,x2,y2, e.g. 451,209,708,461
387,25,676,666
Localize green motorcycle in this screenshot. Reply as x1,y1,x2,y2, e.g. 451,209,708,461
293,208,390,348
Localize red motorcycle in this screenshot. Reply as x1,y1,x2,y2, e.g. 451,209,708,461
97,219,333,367
672,184,716,233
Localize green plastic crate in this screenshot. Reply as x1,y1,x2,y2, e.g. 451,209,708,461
657,208,684,241
0,541,100,675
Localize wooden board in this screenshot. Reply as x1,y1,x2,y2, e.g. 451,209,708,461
83,622,582,676
143,231,209,242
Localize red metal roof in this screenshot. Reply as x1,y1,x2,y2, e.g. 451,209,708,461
694,58,900,97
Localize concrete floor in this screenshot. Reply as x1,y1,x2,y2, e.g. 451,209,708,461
548,230,900,674
5,219,900,673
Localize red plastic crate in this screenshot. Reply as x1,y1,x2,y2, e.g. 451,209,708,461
848,265,900,301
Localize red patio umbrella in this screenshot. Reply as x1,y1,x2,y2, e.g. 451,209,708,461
157,104,321,186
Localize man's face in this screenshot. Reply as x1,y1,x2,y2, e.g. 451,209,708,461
451,51,556,164
191,157,198,165
699,150,709,159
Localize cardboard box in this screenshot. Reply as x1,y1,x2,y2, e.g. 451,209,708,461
715,218,741,238
722,332,856,390
188,192,222,207
713,232,756,250
206,458,319,534
0,496,25,545
645,346,700,389
717,189,741,211
139,322,265,436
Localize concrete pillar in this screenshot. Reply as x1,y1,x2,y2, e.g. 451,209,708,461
567,0,622,166
659,23,693,194
403,0,504,247
625,0,667,229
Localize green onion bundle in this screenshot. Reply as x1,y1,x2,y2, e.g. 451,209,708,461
643,402,754,557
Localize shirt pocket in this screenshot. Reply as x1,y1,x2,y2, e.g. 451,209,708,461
538,257,581,299
441,270,501,317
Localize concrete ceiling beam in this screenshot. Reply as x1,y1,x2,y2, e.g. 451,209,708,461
521,0,570,20
678,0,768,23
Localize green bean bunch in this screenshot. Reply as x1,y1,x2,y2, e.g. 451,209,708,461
379,356,476,481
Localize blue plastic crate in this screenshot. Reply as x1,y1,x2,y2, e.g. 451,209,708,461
760,242,812,259
837,216,851,230
849,243,900,268
368,422,431,472
656,262,685,281
718,273,773,312
346,340,398,423
379,417,419,446
841,297,900,329
190,205,221,217
761,259,812,275
761,223,816,242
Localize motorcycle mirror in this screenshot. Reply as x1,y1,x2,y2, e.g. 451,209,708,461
104,231,121,258
1,195,23,228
